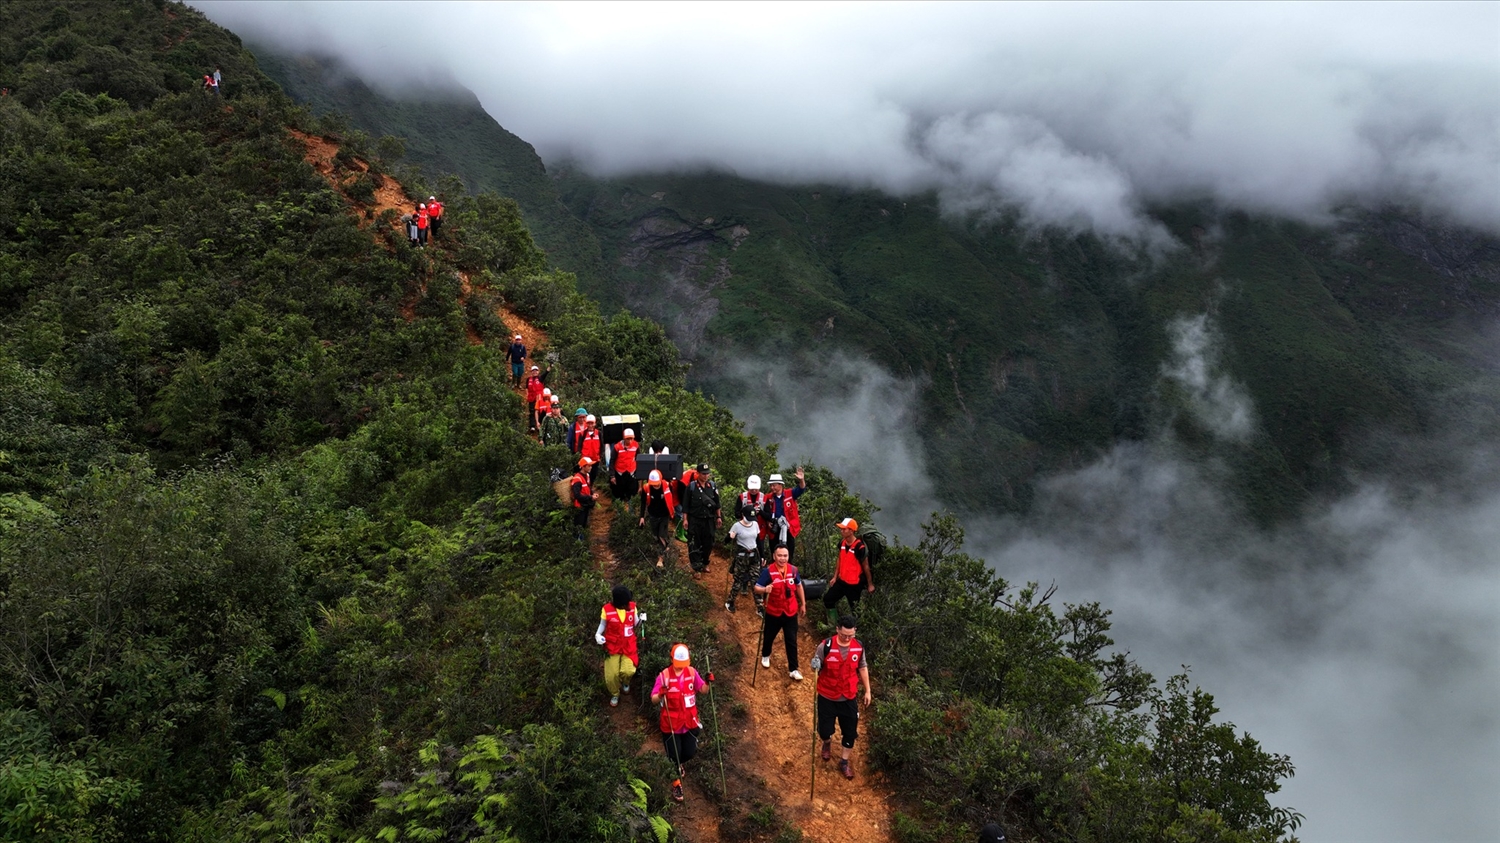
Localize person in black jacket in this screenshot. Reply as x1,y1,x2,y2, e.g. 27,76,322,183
682,464,721,573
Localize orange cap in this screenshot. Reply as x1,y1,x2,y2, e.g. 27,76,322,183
837,517,859,532
671,643,690,668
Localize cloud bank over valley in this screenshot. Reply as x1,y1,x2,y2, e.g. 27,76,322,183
199,1,1500,241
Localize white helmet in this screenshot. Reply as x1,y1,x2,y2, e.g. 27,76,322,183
585,414,596,423
542,388,552,397
623,428,635,438
747,474,762,490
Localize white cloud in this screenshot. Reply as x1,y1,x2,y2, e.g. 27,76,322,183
196,1,1500,239
1162,313,1256,441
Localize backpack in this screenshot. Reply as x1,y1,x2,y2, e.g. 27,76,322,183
859,528,886,569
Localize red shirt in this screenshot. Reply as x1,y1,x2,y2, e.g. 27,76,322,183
525,376,544,403
416,209,429,229
428,201,443,219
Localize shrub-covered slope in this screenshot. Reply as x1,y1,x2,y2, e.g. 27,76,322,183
1,4,1301,842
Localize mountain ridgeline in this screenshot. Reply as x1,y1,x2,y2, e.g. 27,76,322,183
252,48,1500,524
0,2,1350,841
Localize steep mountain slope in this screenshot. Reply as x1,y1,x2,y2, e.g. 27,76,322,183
250,47,609,290
248,54,1500,522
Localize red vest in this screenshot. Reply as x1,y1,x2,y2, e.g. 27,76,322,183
738,490,766,524
657,668,702,733
525,376,543,403
768,489,801,537
572,471,592,508
614,441,638,474
602,602,639,665
764,563,800,616
568,421,587,452
836,539,866,585
816,636,865,701
416,210,429,229
428,201,442,218
580,429,602,462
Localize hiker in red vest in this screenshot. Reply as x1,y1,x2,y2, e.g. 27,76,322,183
738,474,769,556
567,407,588,453
753,545,806,681
651,643,708,803
595,584,643,707
524,366,544,430
611,428,640,501
415,203,429,247
639,470,678,568
763,467,808,563
580,414,603,484
810,614,872,780
571,456,596,540
426,195,443,237
823,517,875,623
533,387,552,434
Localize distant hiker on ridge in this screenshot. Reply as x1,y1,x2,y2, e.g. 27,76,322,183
404,211,419,247
595,584,642,707
810,614,872,780
754,545,806,681
507,334,527,386
524,366,544,432
639,469,678,568
651,643,707,803
415,203,429,247
427,195,443,237
580,414,603,484
823,517,874,623
763,468,807,563
683,464,721,574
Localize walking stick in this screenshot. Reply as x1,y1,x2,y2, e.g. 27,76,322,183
703,651,727,798
810,667,819,802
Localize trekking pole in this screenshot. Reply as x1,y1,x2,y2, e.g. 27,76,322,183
810,667,819,802
703,650,727,798
751,612,766,688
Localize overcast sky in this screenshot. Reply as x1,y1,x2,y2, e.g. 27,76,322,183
197,1,1499,241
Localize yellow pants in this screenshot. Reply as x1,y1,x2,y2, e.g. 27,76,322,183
604,654,637,695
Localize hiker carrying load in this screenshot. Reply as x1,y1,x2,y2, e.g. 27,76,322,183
823,517,875,623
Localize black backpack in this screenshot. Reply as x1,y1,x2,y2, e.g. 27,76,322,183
859,528,886,569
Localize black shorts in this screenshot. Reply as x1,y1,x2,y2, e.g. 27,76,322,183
817,695,859,748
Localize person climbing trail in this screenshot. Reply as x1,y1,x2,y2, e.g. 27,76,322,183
415,202,429,247
567,407,588,453
595,584,643,707
754,546,806,681
507,334,527,386
639,470,678,568
571,456,596,540
810,614,872,781
611,428,640,502
683,464,721,574
580,414,603,484
651,643,707,803
823,517,875,623
738,474,770,560
763,468,807,563
533,387,552,435
724,504,761,613
426,195,443,237
404,211,419,247
524,366,544,431
540,398,567,447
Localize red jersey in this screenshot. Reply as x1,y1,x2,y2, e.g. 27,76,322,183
656,667,704,733
816,636,865,701
601,602,639,666
614,440,638,474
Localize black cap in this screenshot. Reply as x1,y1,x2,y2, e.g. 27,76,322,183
697,463,710,473
837,614,858,631
978,822,1006,843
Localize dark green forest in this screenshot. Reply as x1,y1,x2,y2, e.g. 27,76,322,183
2,3,1300,842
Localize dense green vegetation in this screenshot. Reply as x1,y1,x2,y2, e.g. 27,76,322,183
1,3,1304,841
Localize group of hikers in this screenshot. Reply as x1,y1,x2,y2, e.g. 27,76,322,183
201,66,222,95
548,395,879,804
403,197,443,248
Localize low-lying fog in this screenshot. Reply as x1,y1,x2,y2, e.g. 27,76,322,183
722,352,1500,842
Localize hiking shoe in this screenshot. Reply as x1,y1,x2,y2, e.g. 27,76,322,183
839,759,854,780
761,656,770,669
610,694,619,707
725,601,735,613
821,739,832,761
670,779,684,803
789,670,804,681
621,683,630,694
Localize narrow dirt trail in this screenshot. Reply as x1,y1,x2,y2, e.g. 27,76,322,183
288,131,546,355
291,130,893,841
692,552,898,843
